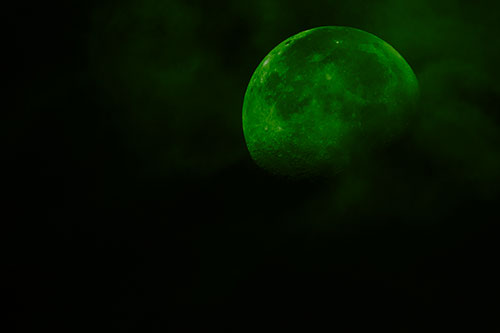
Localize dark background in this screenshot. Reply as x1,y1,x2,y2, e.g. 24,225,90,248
10,0,500,330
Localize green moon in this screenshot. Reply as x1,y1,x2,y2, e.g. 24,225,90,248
242,26,419,177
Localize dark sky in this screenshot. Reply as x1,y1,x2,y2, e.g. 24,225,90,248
10,0,500,330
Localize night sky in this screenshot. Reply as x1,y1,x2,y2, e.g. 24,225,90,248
11,0,500,330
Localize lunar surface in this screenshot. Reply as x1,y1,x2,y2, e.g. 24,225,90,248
242,26,419,177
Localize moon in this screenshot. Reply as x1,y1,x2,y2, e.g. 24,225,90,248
242,26,419,177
